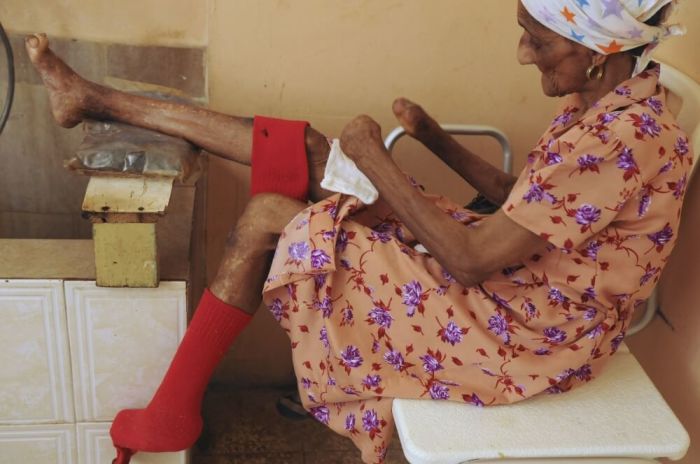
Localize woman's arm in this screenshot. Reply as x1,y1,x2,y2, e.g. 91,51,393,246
340,115,548,288
392,98,517,206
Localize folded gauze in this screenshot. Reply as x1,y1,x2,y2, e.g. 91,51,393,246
320,138,379,204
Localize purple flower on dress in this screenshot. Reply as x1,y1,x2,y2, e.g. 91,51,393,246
319,326,329,349
615,85,632,96
640,266,659,286
546,385,565,394
451,210,471,221
441,321,464,346
314,273,327,290
599,111,621,124
419,353,444,374
611,333,624,352
340,345,363,369
368,306,393,328
301,377,312,389
310,249,331,269
492,292,512,310
575,204,602,226
362,374,382,389
335,229,349,252
311,405,330,424
659,161,673,174
342,306,354,324
675,137,690,157
583,307,598,321
288,241,310,261
587,323,604,339
617,147,638,171
327,377,336,386
638,190,652,217
556,368,576,382
339,258,351,270
467,393,485,407
316,296,333,318
322,229,336,241
585,240,602,260
488,314,511,344
535,347,551,356
638,113,662,138
648,225,674,247
583,287,597,301
371,222,393,243
673,174,687,199
523,182,556,204
577,154,605,170
269,298,284,322
362,409,380,432
646,96,663,115
442,269,456,283
548,287,568,304
545,151,563,165
575,364,593,380
384,350,405,371
523,300,537,319
544,327,567,344
429,383,450,400
402,280,424,317
345,413,356,431
553,108,575,126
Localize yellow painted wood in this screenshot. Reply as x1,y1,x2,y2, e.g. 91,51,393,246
93,223,159,288
83,177,174,213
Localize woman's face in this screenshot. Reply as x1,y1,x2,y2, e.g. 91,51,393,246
516,1,596,97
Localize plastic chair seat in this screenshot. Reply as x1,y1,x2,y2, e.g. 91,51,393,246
392,344,689,464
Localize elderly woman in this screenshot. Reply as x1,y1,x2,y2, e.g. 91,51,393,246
25,1,690,463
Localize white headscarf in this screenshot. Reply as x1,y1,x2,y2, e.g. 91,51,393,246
520,0,685,76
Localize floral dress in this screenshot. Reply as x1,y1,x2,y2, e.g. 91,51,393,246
261,64,693,464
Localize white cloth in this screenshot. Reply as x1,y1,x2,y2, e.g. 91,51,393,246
521,0,685,76
320,138,379,205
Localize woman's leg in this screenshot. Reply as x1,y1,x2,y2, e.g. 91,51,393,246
24,33,332,201
110,194,307,463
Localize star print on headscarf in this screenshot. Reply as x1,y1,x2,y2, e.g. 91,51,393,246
628,26,644,39
597,39,624,53
561,6,576,24
521,0,685,76
601,0,624,18
570,29,585,42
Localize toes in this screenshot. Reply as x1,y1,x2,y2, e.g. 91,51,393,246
25,33,48,53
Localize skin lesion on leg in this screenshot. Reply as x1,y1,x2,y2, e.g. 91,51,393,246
209,194,307,314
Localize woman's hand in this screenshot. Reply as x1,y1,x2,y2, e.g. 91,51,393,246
339,115,386,166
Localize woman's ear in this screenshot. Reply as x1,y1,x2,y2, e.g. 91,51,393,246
591,52,608,67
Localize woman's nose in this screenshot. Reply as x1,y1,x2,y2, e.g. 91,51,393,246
517,38,535,65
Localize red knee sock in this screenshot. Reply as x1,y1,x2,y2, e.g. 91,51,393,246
250,116,310,202
110,289,251,462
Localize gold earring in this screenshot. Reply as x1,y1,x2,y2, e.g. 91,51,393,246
586,64,605,80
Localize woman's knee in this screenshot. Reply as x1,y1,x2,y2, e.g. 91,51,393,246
238,193,306,235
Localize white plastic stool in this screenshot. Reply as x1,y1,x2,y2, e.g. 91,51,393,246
392,344,689,463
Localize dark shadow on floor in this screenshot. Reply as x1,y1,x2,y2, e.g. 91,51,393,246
193,387,409,464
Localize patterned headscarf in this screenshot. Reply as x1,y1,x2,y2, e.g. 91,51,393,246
520,0,685,76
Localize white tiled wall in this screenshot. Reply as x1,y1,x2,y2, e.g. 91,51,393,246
0,280,74,424
0,279,188,464
65,281,187,421
0,424,76,464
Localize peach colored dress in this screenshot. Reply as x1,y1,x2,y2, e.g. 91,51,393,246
262,64,693,464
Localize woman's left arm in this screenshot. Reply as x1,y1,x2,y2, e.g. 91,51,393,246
341,116,549,288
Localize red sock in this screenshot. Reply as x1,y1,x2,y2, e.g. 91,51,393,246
250,116,310,202
109,289,251,462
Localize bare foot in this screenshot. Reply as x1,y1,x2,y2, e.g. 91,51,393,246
25,33,94,128
392,97,444,145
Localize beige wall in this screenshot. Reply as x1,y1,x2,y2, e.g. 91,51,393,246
1,0,699,461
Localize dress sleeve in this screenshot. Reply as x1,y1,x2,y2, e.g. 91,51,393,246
503,128,643,250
